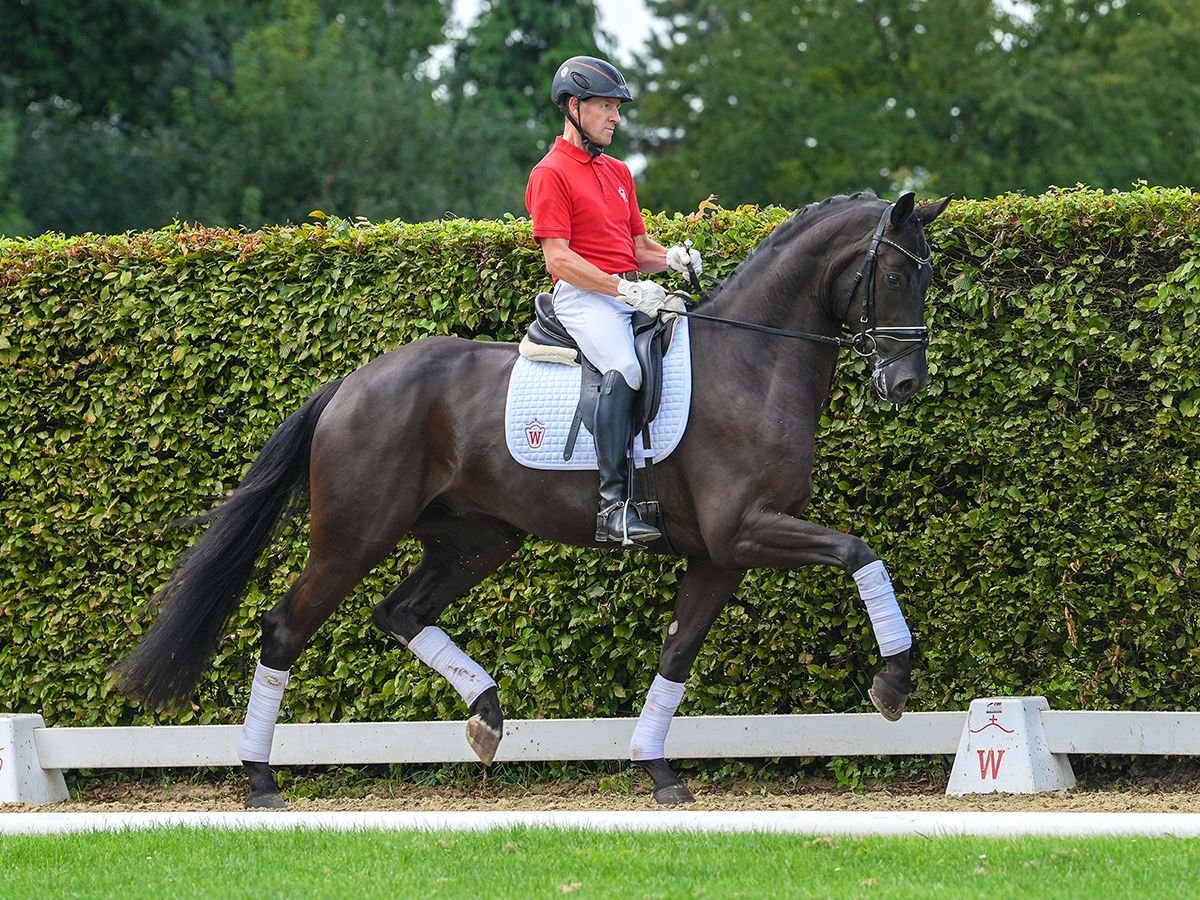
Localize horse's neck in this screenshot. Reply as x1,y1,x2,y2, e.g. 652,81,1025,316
690,237,850,422
709,247,840,338
692,275,840,416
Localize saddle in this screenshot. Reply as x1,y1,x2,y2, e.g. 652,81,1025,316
520,292,678,462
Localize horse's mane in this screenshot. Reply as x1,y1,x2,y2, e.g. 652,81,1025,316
711,191,880,297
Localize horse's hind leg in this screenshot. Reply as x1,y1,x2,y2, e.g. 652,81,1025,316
632,560,746,806
240,547,388,808
372,513,524,765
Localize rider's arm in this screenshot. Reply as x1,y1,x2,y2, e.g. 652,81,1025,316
633,232,669,275
538,238,626,296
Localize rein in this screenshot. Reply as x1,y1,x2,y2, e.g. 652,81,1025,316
676,203,932,364
678,306,853,349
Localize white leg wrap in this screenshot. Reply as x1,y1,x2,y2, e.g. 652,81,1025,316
853,560,913,657
630,674,686,761
237,662,290,763
407,626,497,708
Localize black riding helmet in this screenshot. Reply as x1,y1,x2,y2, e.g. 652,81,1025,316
552,56,634,157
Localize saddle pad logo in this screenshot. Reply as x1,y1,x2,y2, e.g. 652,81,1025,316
504,318,692,471
524,419,546,449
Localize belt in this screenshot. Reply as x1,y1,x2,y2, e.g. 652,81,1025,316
614,270,638,281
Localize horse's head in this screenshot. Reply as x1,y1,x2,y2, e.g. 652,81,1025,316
840,192,951,406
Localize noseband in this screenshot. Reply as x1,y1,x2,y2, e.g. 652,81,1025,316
678,202,932,374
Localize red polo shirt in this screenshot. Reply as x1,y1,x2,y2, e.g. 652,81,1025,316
525,137,645,276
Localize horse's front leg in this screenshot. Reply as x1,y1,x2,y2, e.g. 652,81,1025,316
632,560,746,805
725,512,914,720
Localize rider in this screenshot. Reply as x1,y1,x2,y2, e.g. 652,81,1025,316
525,55,703,545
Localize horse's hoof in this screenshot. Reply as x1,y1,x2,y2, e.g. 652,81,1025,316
466,715,503,765
244,790,287,809
652,783,695,806
635,758,694,806
869,673,908,722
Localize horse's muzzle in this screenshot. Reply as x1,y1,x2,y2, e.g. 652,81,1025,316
870,347,929,406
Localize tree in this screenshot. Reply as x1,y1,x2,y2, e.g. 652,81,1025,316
444,0,621,216
0,111,30,235
1,0,273,235
632,0,1015,211
632,0,1200,211
999,1,1200,191
0,0,268,126
178,0,461,226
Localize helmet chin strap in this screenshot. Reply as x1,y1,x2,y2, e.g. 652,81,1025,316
562,102,604,157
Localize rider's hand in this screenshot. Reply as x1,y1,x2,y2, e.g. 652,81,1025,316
616,278,669,316
666,245,703,277
658,292,688,323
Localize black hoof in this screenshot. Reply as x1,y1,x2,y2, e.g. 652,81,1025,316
869,672,909,721
243,760,285,808
467,687,504,765
869,649,912,721
652,783,695,806
245,790,287,809
635,758,694,806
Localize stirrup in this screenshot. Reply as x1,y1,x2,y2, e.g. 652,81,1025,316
596,500,661,546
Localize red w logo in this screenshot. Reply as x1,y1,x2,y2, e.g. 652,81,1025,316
524,419,546,449
977,749,1005,779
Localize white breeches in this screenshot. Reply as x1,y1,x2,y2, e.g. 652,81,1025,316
552,280,641,389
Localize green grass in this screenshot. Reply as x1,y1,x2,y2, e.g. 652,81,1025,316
3,828,1199,898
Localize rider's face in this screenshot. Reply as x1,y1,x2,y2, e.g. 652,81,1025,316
574,96,622,147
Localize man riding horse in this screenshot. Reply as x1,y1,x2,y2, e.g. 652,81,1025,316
113,51,949,805
524,55,702,545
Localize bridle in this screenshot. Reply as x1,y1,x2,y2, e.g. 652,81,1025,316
678,202,933,374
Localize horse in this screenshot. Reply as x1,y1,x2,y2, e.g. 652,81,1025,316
113,190,951,808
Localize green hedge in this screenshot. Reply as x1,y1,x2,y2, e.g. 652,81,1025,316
2,186,1198,731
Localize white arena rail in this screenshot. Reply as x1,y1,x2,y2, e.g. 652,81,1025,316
31,712,967,768
5,700,1200,805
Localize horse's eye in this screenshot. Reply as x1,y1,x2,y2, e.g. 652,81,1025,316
886,272,902,288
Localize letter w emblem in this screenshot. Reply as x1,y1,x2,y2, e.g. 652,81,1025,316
977,749,1005,779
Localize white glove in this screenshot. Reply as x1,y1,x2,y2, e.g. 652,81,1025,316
659,292,688,322
666,245,703,277
616,278,668,316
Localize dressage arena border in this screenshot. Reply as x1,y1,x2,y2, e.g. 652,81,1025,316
5,700,1200,816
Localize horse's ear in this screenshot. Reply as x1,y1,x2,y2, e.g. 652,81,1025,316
890,191,917,228
914,195,953,226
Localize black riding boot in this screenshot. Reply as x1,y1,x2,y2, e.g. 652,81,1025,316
593,370,661,544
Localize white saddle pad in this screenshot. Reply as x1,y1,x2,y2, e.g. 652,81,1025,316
505,318,692,470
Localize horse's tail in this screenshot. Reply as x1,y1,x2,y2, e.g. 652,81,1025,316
112,378,345,709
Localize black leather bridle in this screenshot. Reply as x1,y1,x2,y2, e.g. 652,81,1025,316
845,204,933,371
678,203,933,373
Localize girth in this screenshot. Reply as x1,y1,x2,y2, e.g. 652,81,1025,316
523,291,677,461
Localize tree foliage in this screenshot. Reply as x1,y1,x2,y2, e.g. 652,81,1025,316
445,0,621,213
632,0,1200,212
1,0,1199,234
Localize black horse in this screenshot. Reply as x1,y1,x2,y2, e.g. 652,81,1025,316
114,191,950,807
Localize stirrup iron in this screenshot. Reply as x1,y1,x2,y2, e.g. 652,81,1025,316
597,499,660,545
